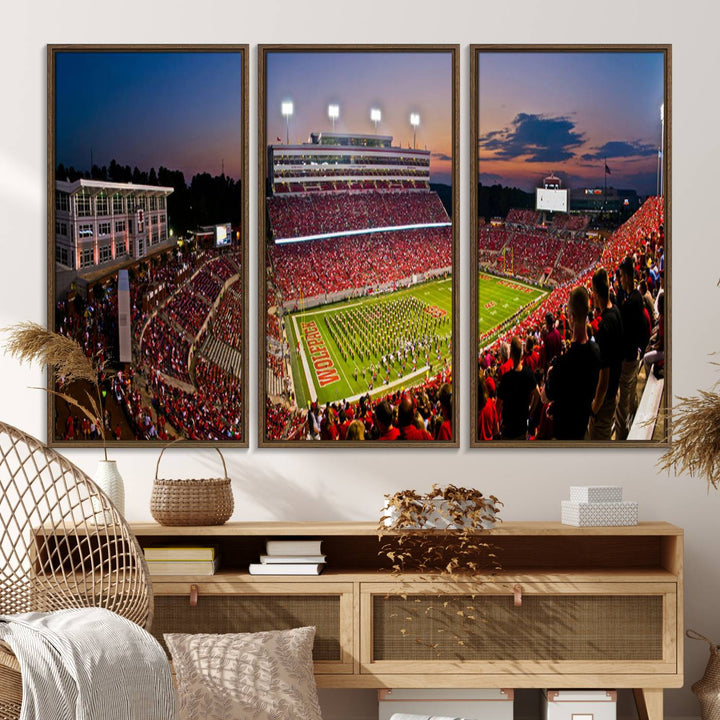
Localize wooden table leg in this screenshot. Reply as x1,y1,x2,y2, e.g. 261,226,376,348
634,688,663,720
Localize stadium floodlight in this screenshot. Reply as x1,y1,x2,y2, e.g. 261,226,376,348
370,107,382,133
328,103,339,131
410,112,420,149
281,100,294,145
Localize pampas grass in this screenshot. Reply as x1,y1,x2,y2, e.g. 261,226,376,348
2,321,108,459
659,279,720,491
659,387,720,490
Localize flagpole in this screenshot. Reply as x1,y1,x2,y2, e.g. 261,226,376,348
603,157,607,216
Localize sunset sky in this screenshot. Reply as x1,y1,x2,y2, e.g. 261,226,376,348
265,51,454,185
478,51,665,195
55,51,244,181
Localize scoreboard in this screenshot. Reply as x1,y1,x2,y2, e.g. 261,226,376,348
536,188,569,213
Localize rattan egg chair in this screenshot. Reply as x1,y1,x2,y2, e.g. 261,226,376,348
0,421,153,719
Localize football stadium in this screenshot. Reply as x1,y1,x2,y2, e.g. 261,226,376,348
265,131,454,441
476,180,666,443
53,177,245,442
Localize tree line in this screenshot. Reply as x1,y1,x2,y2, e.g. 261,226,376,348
478,183,534,221
56,160,242,235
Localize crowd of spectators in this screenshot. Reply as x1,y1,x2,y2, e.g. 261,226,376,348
503,208,589,234
504,231,566,280
269,227,451,303
56,293,118,368
208,283,243,352
147,357,242,441
478,226,602,284
209,255,241,282
164,291,211,337
552,238,605,284
54,245,245,442
477,196,665,442
265,370,453,442
267,189,448,240
140,317,192,385
477,226,510,252
266,397,306,440
552,214,590,233
189,271,224,305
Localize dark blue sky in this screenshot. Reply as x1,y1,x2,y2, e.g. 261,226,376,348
55,51,244,181
478,51,665,195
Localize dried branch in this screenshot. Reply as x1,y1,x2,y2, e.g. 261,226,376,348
378,484,503,576
3,322,98,385
659,390,720,490
2,322,109,459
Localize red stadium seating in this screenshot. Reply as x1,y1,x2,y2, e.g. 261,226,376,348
477,198,665,409
269,227,451,303
55,245,244,441
267,189,448,240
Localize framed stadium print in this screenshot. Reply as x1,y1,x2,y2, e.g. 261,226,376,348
48,45,249,446
470,45,670,446
259,45,459,446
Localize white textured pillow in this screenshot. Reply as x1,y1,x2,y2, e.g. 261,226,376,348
165,626,322,720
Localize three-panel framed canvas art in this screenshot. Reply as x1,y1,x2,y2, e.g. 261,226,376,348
47,44,670,448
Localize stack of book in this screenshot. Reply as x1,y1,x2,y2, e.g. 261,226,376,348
248,539,325,575
143,545,220,576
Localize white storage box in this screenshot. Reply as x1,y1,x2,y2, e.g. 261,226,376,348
542,689,616,720
378,688,513,720
569,486,623,503
561,500,638,527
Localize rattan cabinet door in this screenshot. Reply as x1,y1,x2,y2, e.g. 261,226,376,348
151,581,354,674
360,581,677,679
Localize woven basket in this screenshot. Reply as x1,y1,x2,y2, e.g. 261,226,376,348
150,443,233,526
688,629,720,720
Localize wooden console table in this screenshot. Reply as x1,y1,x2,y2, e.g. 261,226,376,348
131,521,683,720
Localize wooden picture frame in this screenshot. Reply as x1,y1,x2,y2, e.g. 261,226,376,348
48,44,249,447
470,45,671,447
259,45,459,447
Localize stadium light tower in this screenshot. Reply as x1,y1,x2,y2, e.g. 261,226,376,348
281,100,294,145
328,104,339,131
410,113,420,149
370,107,381,133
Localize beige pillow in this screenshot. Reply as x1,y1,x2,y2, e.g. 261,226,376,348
164,626,322,720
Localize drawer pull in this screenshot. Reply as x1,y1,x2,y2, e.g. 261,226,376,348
189,584,198,607
513,584,522,607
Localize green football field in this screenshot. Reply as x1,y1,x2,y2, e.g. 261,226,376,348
477,271,548,342
286,277,452,407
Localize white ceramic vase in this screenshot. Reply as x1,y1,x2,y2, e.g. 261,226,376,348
93,460,125,516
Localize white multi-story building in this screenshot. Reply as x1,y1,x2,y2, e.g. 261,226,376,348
54,178,173,271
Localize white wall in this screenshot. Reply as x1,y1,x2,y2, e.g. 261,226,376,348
1,1,719,718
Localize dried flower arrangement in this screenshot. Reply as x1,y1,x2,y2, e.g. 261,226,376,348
2,322,110,459
377,485,503,656
378,484,503,575
658,279,720,490
659,385,720,490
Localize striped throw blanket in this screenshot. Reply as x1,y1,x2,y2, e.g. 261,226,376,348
0,608,176,720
